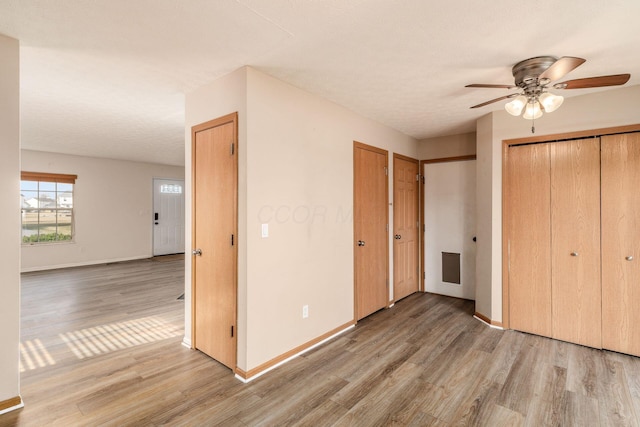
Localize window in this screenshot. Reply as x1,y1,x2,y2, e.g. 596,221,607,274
21,171,77,244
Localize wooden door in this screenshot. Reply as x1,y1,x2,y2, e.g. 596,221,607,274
550,138,601,348
354,142,388,320
507,143,552,337
601,133,640,356
393,154,419,301
192,113,238,369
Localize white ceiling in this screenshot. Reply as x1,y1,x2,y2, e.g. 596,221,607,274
1,0,639,166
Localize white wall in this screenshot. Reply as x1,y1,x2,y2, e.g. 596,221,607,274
0,33,21,408
21,150,184,272
418,132,476,159
476,85,640,323
185,66,418,373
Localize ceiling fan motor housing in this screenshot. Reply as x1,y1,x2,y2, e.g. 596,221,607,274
512,56,557,96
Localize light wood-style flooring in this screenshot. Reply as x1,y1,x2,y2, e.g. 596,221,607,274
3,257,640,426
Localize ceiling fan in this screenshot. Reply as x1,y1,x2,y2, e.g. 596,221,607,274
466,56,631,132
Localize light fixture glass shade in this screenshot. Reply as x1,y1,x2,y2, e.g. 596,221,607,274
504,95,527,116
539,92,564,113
523,101,543,120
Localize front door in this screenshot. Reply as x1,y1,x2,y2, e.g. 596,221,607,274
153,178,185,256
354,141,389,320
192,112,238,370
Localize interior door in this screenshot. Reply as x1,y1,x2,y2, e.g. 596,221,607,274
507,143,552,337
153,178,185,256
192,113,237,369
393,154,419,301
423,159,476,300
550,138,601,348
601,133,640,357
354,142,388,320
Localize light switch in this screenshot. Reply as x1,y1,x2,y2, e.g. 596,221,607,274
261,223,269,238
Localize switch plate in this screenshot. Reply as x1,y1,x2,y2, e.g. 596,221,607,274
261,223,268,238
302,305,309,319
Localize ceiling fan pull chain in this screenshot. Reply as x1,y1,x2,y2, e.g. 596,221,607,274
531,116,536,134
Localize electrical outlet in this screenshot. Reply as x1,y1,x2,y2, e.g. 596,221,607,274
302,305,309,319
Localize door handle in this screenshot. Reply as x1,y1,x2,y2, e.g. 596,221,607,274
192,248,202,256
357,240,365,247
570,252,578,257
394,234,401,240
626,256,634,261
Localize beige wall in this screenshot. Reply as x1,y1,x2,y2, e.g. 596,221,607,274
184,67,248,363
185,66,418,373
418,132,476,159
476,84,640,323
0,33,21,407
21,150,184,272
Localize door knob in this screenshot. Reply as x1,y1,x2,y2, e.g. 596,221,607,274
570,252,579,257
394,234,401,240
357,240,365,247
626,256,634,261
192,248,202,256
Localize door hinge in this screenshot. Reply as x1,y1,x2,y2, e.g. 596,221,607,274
416,173,420,182
423,271,426,279
384,166,388,176
231,325,234,337
416,221,419,228
386,223,389,232
231,143,235,155
421,175,425,184
231,234,234,246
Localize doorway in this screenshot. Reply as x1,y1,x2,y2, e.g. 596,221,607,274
423,158,476,300
191,112,238,370
353,141,389,320
153,178,185,256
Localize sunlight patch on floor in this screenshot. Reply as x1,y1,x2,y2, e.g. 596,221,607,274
19,339,56,372
59,316,182,360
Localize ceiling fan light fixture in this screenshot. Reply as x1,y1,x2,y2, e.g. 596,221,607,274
522,101,543,120
539,92,564,113
505,95,528,116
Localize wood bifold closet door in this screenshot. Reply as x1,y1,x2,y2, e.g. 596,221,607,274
508,138,601,349
507,143,552,337
601,133,640,356
393,154,419,302
508,132,640,356
550,138,601,348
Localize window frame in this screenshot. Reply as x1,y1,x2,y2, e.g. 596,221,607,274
21,171,77,245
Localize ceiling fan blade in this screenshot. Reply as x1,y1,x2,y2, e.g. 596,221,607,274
554,73,631,89
470,94,516,109
539,56,586,82
466,84,516,89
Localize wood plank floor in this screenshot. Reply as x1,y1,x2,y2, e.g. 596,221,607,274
3,258,640,426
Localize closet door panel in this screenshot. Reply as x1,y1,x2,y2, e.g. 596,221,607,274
507,143,552,337
550,138,601,348
602,133,640,357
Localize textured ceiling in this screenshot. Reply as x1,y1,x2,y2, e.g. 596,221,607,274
1,0,639,166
